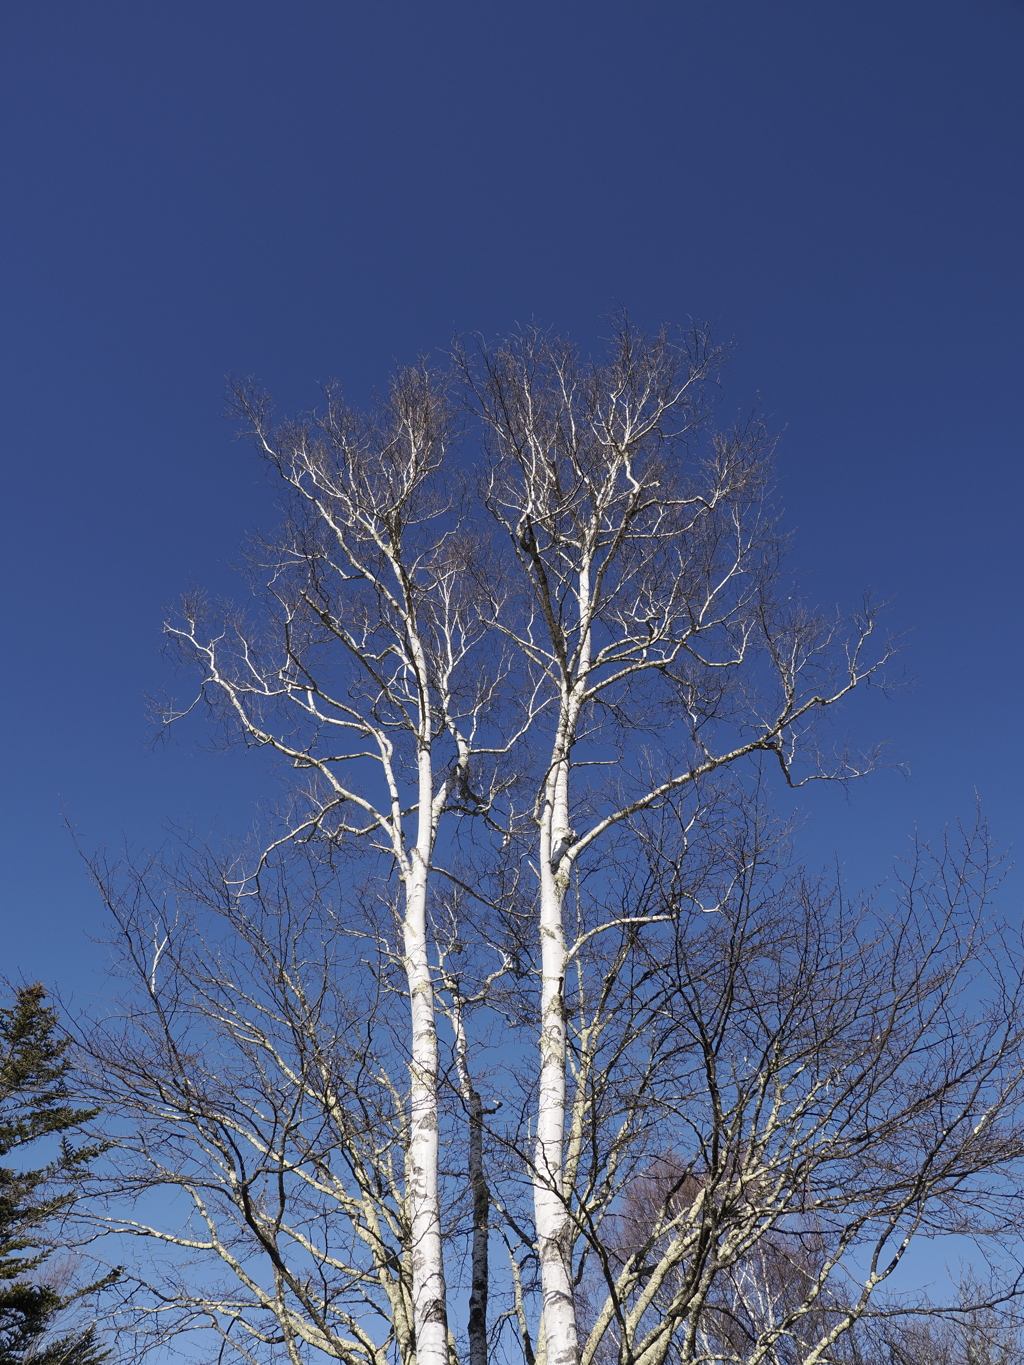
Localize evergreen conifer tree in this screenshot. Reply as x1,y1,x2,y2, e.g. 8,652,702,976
0,985,111,1365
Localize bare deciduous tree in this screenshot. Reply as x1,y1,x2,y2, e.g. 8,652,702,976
836,1284,1024,1365
159,364,501,1365
73,323,1024,1365
560,808,1024,1365
83,845,430,1365
80,808,1024,1365
457,323,892,1365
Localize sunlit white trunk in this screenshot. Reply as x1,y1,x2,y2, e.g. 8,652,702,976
534,702,582,1365
405,746,448,1365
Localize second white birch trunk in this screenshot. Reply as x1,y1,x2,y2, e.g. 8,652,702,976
405,751,448,1365
534,750,578,1365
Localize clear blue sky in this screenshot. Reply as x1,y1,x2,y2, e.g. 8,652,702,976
1,0,1022,996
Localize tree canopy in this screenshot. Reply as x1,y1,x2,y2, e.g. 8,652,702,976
76,323,1024,1365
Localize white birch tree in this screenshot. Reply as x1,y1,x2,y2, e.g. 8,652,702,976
458,322,891,1365
158,365,497,1365
71,323,1024,1365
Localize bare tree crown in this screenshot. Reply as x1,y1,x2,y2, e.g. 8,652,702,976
74,323,1023,1365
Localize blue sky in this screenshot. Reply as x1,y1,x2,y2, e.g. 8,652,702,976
1,0,1022,995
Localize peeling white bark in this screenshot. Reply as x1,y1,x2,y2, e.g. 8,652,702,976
404,836,448,1365
400,632,450,1365
534,692,585,1365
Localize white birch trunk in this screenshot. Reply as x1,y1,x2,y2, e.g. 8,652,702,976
534,539,593,1365
534,704,582,1365
404,747,448,1365
535,858,577,1365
